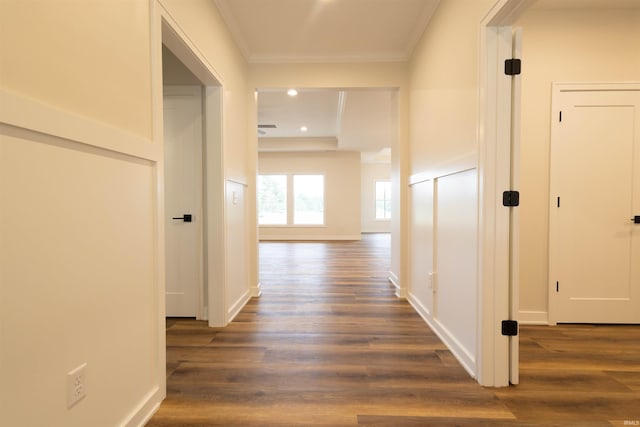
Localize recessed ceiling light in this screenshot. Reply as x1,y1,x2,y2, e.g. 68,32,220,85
287,89,298,97
300,126,308,132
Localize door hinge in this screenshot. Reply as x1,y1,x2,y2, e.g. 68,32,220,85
505,58,522,76
503,190,520,207
501,320,518,336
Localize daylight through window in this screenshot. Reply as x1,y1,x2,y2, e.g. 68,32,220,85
375,180,391,220
258,174,325,226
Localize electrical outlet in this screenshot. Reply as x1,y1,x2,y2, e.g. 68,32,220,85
67,363,87,408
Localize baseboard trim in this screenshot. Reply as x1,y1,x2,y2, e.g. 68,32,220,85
251,282,262,297
227,290,251,323
259,234,362,241
388,271,405,298
408,292,477,380
519,310,549,325
121,385,163,427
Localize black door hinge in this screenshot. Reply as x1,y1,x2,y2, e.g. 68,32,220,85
502,320,518,336
503,190,520,207
505,58,522,76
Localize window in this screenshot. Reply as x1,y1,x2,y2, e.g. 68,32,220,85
375,181,391,220
294,175,324,225
257,174,325,226
257,175,287,225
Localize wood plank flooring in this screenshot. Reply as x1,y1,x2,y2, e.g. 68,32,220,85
147,234,640,426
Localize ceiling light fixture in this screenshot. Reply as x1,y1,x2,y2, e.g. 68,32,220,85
300,126,308,132
287,89,298,97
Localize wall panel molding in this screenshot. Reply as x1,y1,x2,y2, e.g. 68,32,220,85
0,89,159,161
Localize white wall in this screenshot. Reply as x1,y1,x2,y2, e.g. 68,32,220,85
406,0,495,378
361,163,392,233
0,0,250,425
258,151,361,240
515,7,640,324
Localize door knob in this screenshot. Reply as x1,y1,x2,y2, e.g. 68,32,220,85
632,216,640,224
172,214,193,222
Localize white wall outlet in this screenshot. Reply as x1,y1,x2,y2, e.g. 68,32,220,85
428,272,437,293
67,363,87,408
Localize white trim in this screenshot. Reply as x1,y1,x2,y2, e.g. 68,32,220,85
227,290,252,323
251,282,262,298
259,234,362,241
519,311,548,325
408,293,476,379
204,87,227,327
389,271,405,298
553,81,640,92
121,386,162,427
477,0,533,388
226,177,249,187
408,153,477,186
158,0,224,86
149,0,168,416
0,89,158,162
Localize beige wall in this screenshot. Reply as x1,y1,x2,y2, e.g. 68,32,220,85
516,7,640,322
0,0,250,425
0,0,152,138
258,151,361,240
409,0,495,175
361,163,392,233
405,0,495,377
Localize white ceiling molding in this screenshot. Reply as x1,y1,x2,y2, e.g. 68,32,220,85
258,137,338,152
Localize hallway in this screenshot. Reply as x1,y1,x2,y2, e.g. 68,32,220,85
147,234,640,426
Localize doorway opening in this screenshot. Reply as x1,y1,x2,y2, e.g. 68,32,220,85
255,87,398,294
159,18,226,327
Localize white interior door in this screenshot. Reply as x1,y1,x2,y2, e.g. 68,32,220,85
549,85,640,324
164,86,203,317
508,27,522,385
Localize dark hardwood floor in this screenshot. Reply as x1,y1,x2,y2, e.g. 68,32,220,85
147,234,640,426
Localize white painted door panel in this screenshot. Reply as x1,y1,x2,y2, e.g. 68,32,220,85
164,86,203,317
550,88,640,323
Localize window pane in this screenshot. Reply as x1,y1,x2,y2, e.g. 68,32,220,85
375,181,391,220
294,175,324,225
258,175,287,225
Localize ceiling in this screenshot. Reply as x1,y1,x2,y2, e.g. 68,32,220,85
257,88,396,162
216,0,638,161
214,0,425,161
214,0,440,63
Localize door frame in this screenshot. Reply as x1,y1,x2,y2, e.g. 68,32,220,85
150,1,227,331
548,81,640,325
477,0,534,387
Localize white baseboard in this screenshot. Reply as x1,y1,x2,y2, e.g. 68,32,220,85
122,386,163,427
251,282,262,297
259,234,362,241
388,271,405,298
519,310,549,325
408,292,477,380
227,290,251,323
